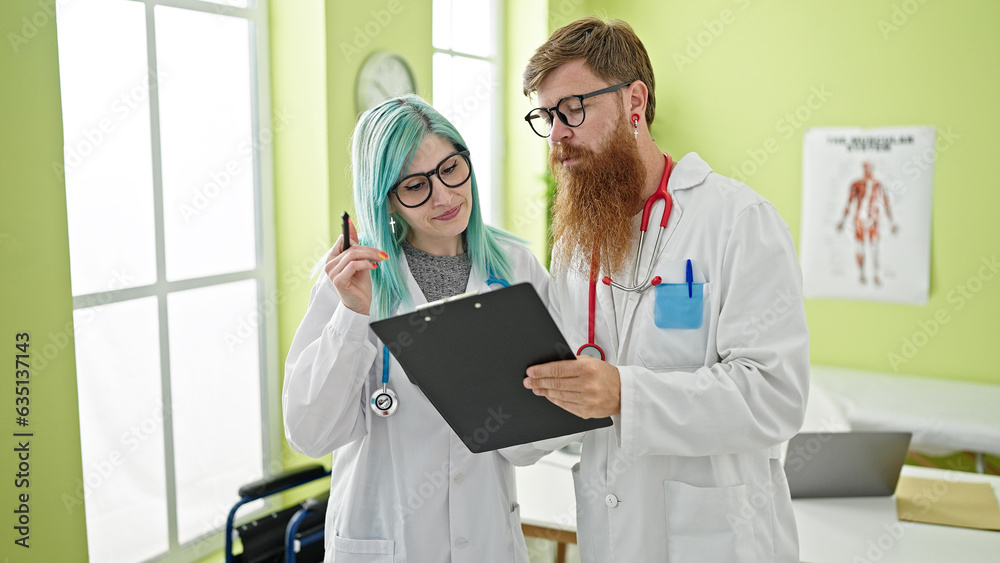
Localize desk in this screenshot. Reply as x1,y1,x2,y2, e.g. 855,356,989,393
517,459,1000,563
795,465,999,563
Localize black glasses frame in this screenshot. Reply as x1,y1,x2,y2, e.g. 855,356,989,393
389,149,472,208
524,81,634,138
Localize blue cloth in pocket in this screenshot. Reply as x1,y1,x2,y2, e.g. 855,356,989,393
653,283,704,329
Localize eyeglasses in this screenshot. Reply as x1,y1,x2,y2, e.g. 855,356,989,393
524,81,633,138
389,150,472,208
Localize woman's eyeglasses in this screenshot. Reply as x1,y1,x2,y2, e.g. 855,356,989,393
389,150,472,208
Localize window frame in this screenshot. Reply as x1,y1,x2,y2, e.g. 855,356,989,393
62,0,280,561
431,0,504,226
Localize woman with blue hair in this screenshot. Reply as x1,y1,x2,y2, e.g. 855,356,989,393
282,95,552,562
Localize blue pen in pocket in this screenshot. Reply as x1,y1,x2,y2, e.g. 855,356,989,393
653,259,704,329
686,258,693,298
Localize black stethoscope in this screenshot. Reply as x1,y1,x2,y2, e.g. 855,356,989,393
576,153,674,361
370,274,510,417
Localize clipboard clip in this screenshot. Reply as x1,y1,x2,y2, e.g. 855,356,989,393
416,290,481,311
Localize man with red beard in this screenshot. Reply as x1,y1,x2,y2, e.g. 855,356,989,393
521,17,809,563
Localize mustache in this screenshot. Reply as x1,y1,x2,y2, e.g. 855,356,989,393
549,143,593,167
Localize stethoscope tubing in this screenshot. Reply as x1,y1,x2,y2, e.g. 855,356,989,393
582,154,674,357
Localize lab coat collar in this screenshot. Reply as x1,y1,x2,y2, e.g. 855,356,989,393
396,251,426,315
667,152,713,195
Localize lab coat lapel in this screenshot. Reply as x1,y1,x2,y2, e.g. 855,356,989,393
398,251,428,312
645,152,711,270
619,153,708,351
619,199,678,355
467,261,487,294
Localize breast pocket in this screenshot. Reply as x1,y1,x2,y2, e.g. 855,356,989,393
664,480,757,563
636,282,712,369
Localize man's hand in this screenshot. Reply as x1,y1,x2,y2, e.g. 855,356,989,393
524,355,621,418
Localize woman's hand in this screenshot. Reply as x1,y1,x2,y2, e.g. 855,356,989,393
323,220,387,315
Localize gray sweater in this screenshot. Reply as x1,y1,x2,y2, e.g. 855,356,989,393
401,240,471,303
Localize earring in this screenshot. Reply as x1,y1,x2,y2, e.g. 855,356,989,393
632,114,640,140
389,215,397,236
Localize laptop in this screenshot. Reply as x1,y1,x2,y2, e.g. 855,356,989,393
369,283,611,453
784,431,912,498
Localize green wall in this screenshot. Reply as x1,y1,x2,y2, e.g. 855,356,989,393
3,0,998,561
268,0,438,492
0,0,89,559
557,0,999,384
325,0,435,228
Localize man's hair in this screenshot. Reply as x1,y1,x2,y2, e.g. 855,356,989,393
523,16,656,125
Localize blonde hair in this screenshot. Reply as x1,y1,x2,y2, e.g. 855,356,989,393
523,16,656,125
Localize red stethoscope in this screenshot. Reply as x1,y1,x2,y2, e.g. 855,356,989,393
576,152,674,360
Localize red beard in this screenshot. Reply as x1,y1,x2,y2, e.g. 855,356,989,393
549,116,646,278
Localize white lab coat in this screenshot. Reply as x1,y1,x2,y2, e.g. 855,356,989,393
283,239,552,563
549,153,810,563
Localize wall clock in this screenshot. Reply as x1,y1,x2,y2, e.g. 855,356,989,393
355,52,417,114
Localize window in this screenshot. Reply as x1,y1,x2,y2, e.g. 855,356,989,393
432,0,501,224
55,1,277,561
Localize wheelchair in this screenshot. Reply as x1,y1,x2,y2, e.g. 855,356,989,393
225,464,331,563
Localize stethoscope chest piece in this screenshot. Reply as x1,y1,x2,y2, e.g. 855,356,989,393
576,343,605,361
370,386,398,417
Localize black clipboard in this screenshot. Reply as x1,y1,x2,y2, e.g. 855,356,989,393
369,282,612,453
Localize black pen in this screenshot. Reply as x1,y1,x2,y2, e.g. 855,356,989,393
342,212,351,251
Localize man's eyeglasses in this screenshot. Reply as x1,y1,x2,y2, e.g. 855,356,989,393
389,150,472,208
524,81,633,138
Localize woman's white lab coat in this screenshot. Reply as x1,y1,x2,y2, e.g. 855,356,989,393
283,240,551,563
549,153,810,563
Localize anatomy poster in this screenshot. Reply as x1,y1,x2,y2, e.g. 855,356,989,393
800,126,934,304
